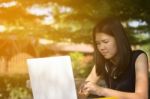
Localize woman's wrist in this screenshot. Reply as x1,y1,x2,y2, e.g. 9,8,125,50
97,86,105,96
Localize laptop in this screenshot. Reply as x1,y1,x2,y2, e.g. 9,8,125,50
27,56,77,99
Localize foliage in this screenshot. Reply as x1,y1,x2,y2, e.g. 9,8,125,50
0,75,32,99
141,44,150,59
9,87,32,99
0,0,150,44
69,52,93,78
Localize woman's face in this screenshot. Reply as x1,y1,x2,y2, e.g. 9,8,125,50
95,33,118,60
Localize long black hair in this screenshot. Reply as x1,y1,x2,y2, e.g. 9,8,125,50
93,17,131,79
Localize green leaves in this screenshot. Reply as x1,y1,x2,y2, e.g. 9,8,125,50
0,0,150,44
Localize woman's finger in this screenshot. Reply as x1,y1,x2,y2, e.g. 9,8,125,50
79,81,89,92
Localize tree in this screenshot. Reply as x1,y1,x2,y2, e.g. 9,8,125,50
0,0,149,44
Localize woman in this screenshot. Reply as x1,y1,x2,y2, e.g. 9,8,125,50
79,17,149,99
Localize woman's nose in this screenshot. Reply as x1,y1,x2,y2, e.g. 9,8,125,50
98,44,105,51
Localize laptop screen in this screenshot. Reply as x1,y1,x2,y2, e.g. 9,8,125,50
27,56,77,99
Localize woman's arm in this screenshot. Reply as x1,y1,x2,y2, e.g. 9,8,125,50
78,65,100,96
85,65,100,83
84,53,149,99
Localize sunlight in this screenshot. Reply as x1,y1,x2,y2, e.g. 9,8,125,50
26,5,52,16
26,3,73,25
0,25,6,32
0,1,17,8
128,20,147,28
59,6,73,14
39,38,54,45
26,4,55,25
42,15,55,25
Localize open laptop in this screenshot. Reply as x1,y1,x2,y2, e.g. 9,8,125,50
27,56,77,99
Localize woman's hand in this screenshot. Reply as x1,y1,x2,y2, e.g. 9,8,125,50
83,81,103,96
78,81,90,96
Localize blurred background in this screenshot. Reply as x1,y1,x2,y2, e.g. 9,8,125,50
0,0,150,99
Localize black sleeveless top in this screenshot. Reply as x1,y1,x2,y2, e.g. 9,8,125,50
104,50,145,92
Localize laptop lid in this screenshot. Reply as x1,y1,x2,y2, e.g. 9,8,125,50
27,56,77,99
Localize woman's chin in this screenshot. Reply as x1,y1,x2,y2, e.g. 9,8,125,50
103,55,112,59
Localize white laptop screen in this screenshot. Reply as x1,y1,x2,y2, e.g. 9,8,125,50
27,56,77,99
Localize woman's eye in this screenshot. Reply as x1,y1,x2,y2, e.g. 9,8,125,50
103,40,109,43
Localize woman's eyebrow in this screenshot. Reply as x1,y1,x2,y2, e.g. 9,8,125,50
100,39,108,42
96,39,107,42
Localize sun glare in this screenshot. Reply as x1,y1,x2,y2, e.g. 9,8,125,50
26,5,52,16
42,15,55,25
0,1,17,8
128,20,147,28
26,3,73,26
0,25,6,32
59,6,73,14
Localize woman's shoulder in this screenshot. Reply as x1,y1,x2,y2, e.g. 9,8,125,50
131,50,148,63
131,50,147,58
130,50,147,64
132,49,146,54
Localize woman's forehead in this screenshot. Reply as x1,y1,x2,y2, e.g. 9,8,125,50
95,32,114,40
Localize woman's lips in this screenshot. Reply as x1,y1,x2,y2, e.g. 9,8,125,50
101,51,108,55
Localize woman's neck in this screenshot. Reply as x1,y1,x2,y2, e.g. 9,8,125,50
110,55,119,66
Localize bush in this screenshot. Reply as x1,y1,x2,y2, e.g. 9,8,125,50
69,52,93,78
0,75,32,99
